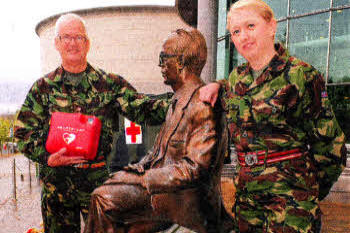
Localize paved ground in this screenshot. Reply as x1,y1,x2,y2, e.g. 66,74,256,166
0,155,195,233
0,154,42,233
2,154,349,232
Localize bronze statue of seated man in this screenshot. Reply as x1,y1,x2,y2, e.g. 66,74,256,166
84,28,229,233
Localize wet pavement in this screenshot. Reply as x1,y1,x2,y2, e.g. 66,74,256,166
0,155,233,233
0,154,42,233
0,155,193,233
3,155,349,233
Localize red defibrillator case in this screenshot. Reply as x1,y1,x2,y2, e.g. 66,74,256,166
45,112,102,160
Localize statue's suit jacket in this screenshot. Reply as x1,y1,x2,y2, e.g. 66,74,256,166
131,77,228,230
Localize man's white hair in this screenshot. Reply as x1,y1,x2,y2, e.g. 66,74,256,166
55,13,87,37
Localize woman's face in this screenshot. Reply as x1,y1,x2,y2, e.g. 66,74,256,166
228,8,276,62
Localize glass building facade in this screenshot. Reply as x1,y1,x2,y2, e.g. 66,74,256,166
217,0,350,140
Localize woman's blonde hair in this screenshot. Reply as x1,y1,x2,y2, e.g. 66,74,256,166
227,0,275,30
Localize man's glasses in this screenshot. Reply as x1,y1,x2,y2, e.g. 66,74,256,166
159,52,182,66
58,35,87,44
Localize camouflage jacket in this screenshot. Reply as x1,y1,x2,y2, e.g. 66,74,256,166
219,43,346,200
15,63,171,166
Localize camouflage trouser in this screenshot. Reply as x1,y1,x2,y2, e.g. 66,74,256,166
40,165,109,233
233,157,322,233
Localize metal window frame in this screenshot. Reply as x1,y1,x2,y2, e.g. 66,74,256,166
217,1,350,86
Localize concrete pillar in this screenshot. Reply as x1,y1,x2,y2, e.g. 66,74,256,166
197,0,218,83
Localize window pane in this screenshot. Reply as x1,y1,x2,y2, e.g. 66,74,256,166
217,39,231,80
290,0,330,15
276,20,287,44
288,13,329,74
334,0,350,7
218,0,228,37
217,0,230,79
329,8,350,83
265,0,288,19
328,6,350,143
327,85,350,142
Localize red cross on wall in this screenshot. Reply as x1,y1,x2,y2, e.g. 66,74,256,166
126,122,141,143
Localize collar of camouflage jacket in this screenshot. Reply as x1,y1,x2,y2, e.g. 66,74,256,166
47,63,105,87
47,63,92,80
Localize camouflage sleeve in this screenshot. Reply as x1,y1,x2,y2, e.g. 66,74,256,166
302,68,347,200
108,73,172,125
217,71,237,112
14,79,50,165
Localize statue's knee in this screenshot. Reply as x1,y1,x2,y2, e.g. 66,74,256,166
91,185,103,198
91,185,112,204
91,185,126,212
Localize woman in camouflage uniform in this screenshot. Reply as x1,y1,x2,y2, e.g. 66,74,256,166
200,0,346,232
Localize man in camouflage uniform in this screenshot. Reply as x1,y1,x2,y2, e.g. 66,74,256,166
14,13,170,233
200,0,346,232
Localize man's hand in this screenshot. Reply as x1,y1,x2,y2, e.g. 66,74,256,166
199,82,220,107
123,163,145,173
105,170,144,187
47,148,87,167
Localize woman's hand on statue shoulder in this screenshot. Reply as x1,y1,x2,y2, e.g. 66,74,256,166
199,82,220,107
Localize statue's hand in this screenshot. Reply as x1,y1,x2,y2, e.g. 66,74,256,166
123,163,145,173
105,171,144,187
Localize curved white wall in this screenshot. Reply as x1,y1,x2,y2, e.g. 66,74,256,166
36,6,192,94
